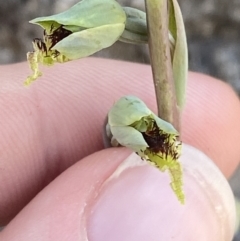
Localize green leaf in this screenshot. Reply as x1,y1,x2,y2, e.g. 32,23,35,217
168,0,188,109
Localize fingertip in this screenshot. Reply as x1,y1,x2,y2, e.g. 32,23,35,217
0,146,235,241
86,145,235,241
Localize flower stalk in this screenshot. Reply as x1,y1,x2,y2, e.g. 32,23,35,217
145,0,179,131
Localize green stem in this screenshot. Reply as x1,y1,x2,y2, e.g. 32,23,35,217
145,0,180,131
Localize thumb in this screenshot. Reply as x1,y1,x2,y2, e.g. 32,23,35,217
1,145,236,241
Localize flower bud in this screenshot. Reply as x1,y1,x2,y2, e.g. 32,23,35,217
120,7,175,49
107,96,185,203
120,7,148,44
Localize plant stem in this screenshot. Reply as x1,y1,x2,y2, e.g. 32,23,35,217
145,0,180,131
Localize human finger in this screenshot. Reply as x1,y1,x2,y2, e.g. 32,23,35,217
0,145,236,241
0,59,240,225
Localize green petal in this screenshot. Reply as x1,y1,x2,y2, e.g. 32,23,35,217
108,96,152,126
153,114,179,135
110,126,148,152
30,0,126,29
52,23,125,60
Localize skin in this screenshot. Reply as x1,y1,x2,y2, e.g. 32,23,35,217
0,58,240,240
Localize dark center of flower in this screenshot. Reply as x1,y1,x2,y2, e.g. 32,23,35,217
33,25,72,57
142,120,179,159
46,25,72,50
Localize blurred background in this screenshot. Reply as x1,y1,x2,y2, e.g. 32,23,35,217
0,0,239,239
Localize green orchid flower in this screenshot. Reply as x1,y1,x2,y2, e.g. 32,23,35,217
25,0,126,85
107,96,185,204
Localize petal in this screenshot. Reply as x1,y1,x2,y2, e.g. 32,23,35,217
108,96,152,126
51,23,125,60
153,114,179,135
110,126,148,152
30,0,126,29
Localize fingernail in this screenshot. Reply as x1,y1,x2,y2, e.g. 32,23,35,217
86,144,236,241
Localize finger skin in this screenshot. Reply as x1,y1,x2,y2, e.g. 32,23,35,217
182,72,240,177
0,146,235,241
0,149,131,240
0,58,240,224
